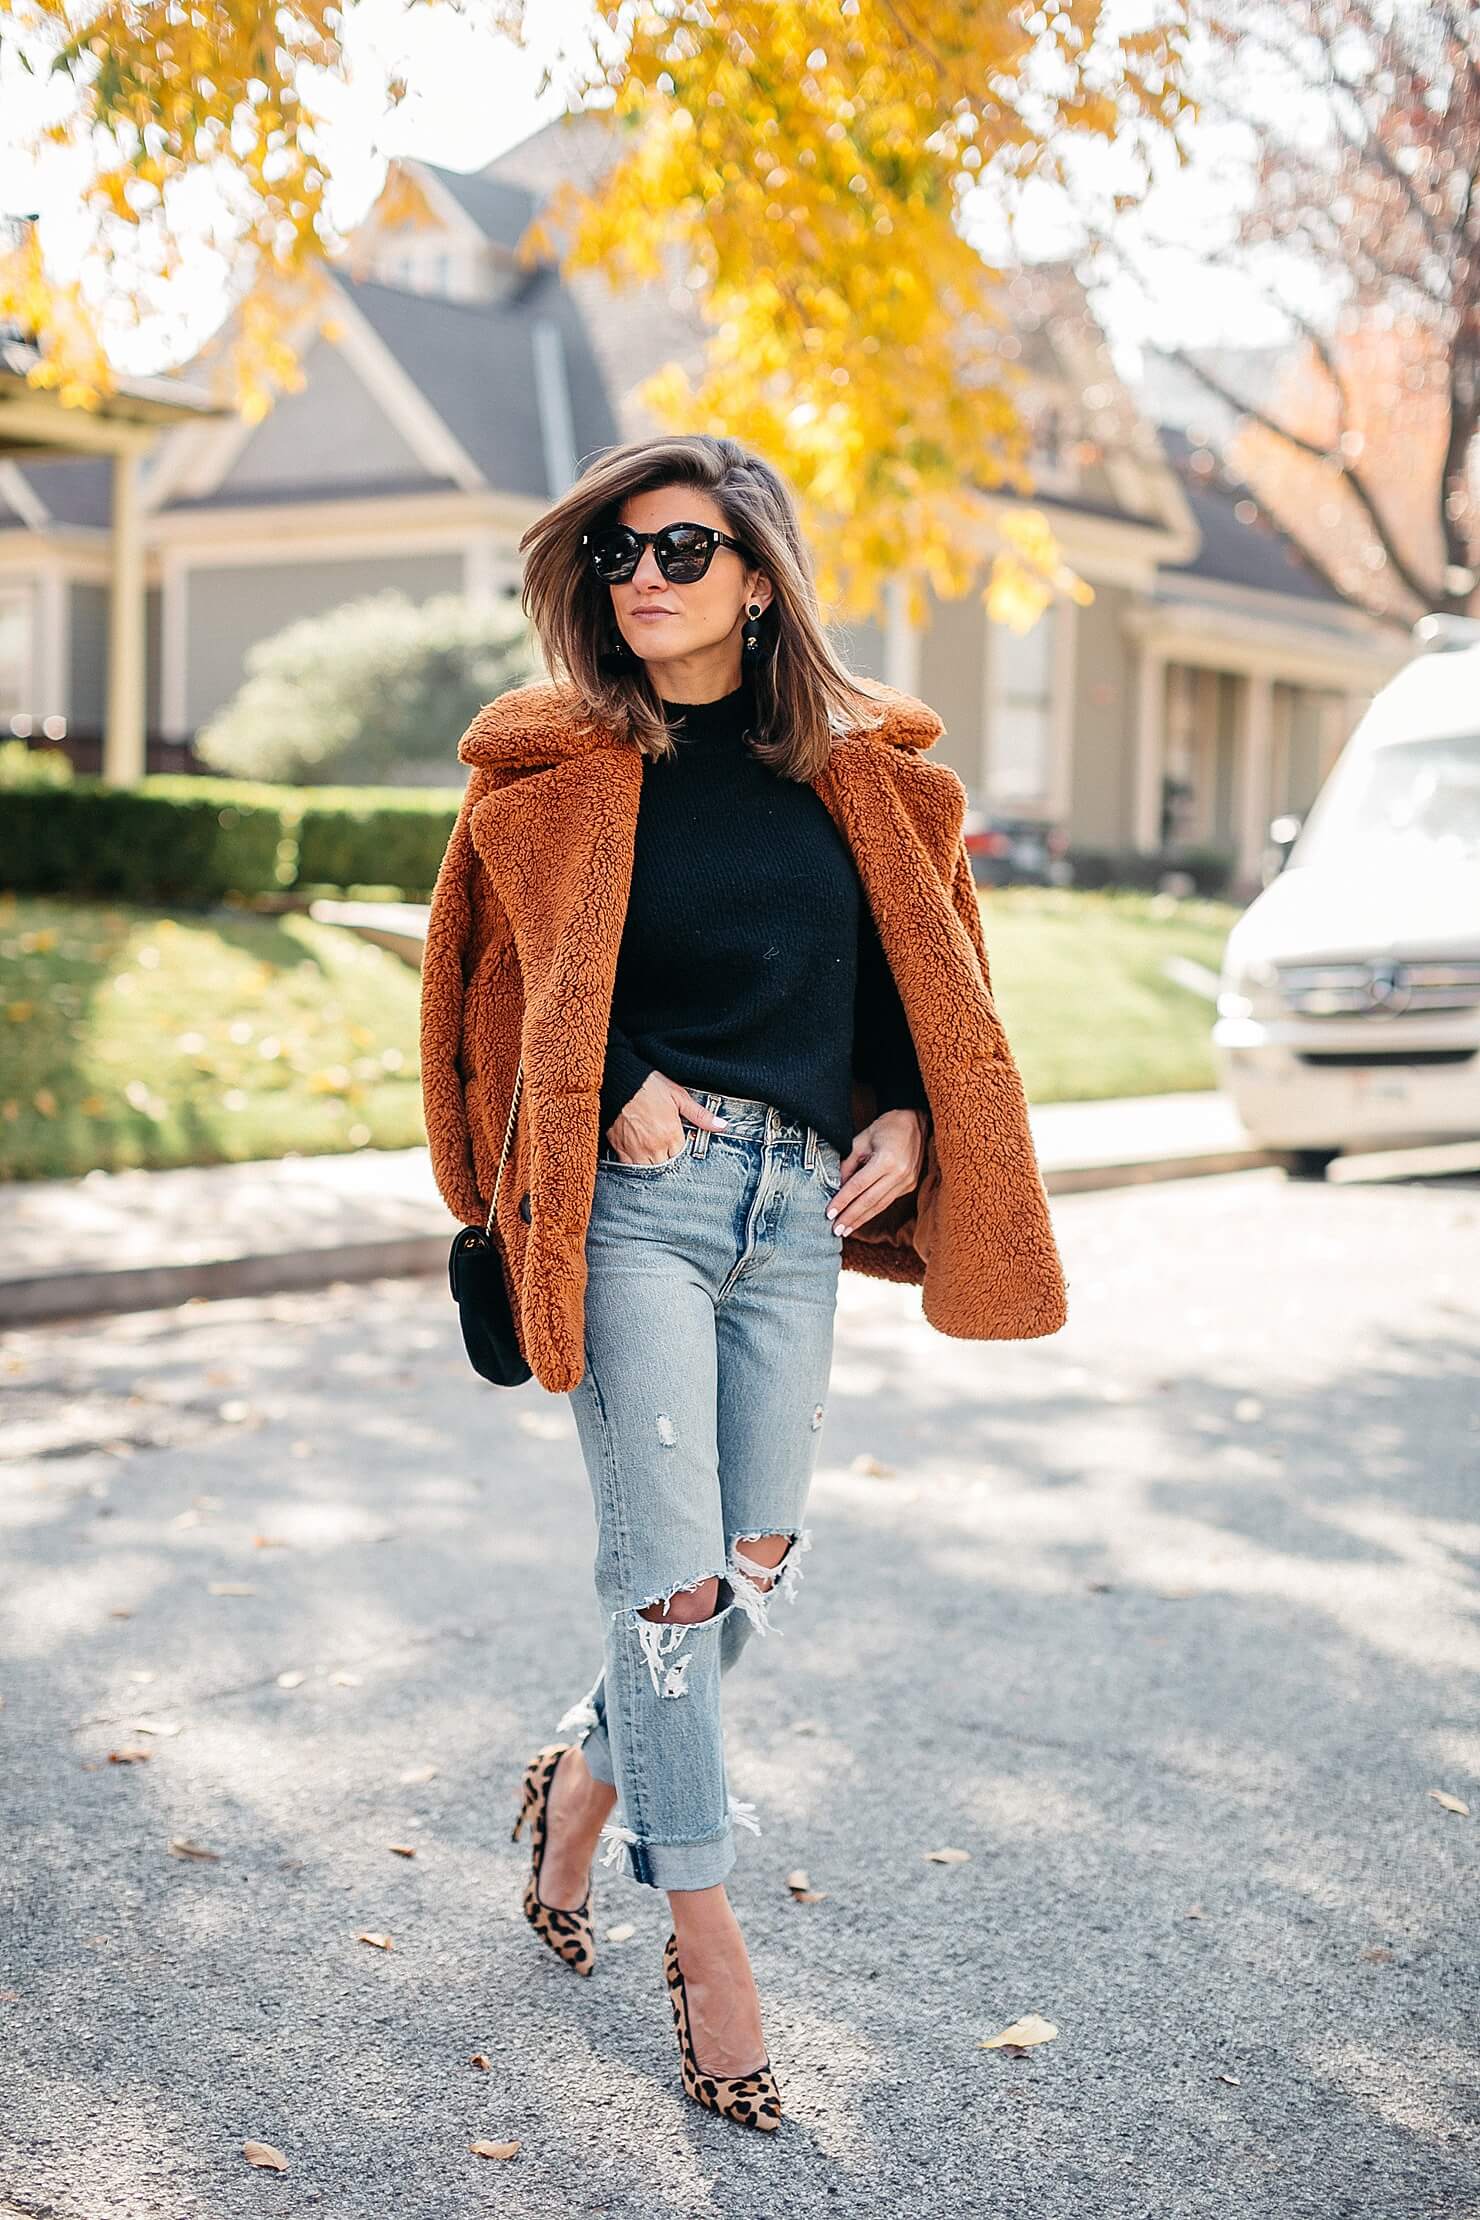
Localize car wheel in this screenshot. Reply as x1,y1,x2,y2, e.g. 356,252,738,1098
1280,1147,1339,1181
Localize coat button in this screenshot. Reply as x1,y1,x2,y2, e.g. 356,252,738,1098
519,1191,531,1224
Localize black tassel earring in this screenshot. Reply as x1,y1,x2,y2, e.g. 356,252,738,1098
597,621,636,675
742,602,765,658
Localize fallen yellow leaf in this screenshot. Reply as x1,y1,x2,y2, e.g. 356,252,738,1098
388,1844,417,1859
207,1582,256,1597
130,1717,182,1736
1429,1789,1470,1816
980,2013,1058,2051
356,1931,393,1951
168,1838,221,1861
471,2053,492,2071
604,1921,636,1942
469,2139,520,2161
923,1846,971,1864
242,2140,289,2171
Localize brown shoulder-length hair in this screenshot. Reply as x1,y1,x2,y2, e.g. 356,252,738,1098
516,433,889,779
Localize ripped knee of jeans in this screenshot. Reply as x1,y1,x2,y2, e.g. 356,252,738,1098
621,1573,733,1698
724,1526,814,1638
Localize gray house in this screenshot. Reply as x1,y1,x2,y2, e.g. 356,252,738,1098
0,114,1408,893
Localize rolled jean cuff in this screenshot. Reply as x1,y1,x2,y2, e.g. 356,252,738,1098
598,1818,737,1892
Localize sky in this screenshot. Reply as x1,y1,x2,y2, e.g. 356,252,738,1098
0,0,1307,389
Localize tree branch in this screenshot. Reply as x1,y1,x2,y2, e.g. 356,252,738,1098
1163,343,1439,609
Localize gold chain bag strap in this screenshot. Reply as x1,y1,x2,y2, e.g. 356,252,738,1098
447,1056,532,1386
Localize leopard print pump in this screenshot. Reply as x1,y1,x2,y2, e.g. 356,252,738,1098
511,1742,597,1977
662,1930,782,2131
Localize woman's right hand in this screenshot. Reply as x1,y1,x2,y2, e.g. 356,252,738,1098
603,1073,729,1164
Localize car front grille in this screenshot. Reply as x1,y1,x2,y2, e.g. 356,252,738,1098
1294,1047,1477,1068
1276,956,1480,1018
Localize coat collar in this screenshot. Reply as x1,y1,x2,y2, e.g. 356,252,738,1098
457,676,945,770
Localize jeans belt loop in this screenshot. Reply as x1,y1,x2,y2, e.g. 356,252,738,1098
804,1126,817,1172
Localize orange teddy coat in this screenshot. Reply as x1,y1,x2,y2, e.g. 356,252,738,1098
420,676,1068,1393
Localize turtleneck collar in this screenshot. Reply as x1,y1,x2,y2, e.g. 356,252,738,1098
658,672,754,740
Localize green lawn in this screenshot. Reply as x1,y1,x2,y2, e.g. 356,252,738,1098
0,886,1240,1182
0,894,427,1182
977,884,1238,1104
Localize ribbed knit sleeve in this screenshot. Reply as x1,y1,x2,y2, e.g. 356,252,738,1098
600,1025,657,1137
853,896,930,1119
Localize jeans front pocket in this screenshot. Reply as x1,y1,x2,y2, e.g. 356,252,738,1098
596,1125,695,1178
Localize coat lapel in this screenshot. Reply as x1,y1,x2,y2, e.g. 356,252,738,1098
469,744,644,1099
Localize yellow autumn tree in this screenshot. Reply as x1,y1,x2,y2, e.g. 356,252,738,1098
0,0,1191,624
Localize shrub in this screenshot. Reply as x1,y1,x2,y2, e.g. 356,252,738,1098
293,790,463,900
194,590,536,785
0,781,292,904
0,740,74,788
1066,844,1236,897
0,774,470,905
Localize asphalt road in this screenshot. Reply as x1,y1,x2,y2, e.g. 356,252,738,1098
2,1163,1477,2220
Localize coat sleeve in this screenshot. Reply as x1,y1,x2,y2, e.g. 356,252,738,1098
419,765,503,1226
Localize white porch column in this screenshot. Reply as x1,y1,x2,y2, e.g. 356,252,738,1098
1132,642,1167,851
1234,670,1274,890
103,447,146,785
883,577,922,693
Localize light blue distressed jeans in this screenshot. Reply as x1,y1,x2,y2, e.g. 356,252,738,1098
556,1089,845,1892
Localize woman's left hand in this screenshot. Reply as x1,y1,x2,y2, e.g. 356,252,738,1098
828,1108,930,1236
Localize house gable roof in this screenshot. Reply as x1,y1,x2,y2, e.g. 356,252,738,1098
332,265,616,497
1157,424,1348,607
415,164,540,254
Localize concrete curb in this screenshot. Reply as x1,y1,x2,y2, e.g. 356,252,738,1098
0,1234,450,1328
1042,1144,1281,1193
0,1144,1276,1329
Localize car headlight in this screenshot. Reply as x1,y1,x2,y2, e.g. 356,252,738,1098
1217,955,1283,1021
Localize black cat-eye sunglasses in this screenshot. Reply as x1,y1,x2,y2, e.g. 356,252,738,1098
582,521,749,584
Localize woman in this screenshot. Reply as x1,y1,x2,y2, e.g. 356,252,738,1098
420,433,1067,2133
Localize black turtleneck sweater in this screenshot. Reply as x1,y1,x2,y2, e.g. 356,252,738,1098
599,673,929,1155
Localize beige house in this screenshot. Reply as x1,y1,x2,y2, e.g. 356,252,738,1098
0,115,1408,894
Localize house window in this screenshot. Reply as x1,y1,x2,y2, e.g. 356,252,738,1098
987,607,1055,805
0,586,32,719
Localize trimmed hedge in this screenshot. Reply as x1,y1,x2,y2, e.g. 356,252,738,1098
1066,844,1237,898
292,788,468,899
0,773,465,906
